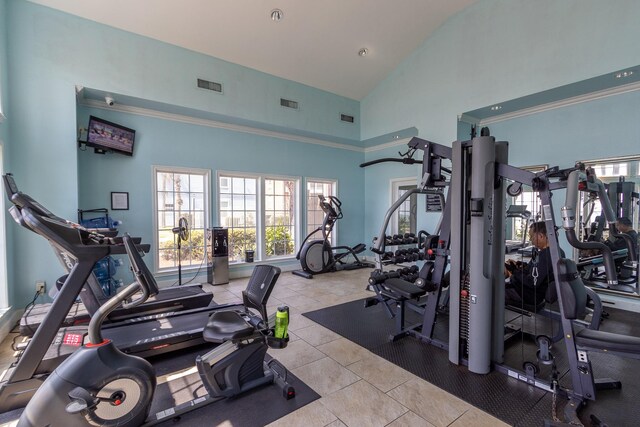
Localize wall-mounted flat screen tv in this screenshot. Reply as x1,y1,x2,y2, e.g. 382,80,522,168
86,116,136,156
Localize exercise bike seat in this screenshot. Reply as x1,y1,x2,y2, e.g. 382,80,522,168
203,310,256,343
203,265,281,344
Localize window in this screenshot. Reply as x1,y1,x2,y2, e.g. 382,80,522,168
306,180,337,244
218,172,300,263
580,156,640,235
391,178,417,236
154,167,209,272
265,178,296,257
508,165,547,241
0,143,7,308
219,175,258,263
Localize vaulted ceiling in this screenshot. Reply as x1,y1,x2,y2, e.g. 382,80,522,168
29,0,476,100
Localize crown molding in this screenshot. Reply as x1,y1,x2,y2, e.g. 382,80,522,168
479,80,640,126
80,99,365,152
364,137,413,153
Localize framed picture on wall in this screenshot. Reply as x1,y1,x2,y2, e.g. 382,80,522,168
111,192,129,210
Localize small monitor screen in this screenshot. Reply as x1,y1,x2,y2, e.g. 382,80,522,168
86,116,135,156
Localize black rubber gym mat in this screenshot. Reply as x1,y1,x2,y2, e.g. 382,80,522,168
150,344,320,426
0,344,319,426
304,299,640,427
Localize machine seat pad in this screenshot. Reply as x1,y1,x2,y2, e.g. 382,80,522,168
352,243,366,254
575,328,640,354
384,278,426,300
203,310,254,344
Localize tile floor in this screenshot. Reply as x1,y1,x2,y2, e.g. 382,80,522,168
213,268,508,427
0,268,509,427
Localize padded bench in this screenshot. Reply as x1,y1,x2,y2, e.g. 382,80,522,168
378,278,427,341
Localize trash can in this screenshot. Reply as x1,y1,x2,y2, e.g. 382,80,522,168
206,227,229,285
245,250,255,263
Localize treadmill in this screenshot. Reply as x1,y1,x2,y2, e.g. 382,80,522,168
2,174,213,336
0,174,242,412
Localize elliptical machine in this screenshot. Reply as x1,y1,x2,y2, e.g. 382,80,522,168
293,195,373,279
18,235,294,427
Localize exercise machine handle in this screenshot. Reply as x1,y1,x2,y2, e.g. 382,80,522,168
88,234,158,344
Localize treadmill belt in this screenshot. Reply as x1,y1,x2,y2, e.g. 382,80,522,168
36,304,240,374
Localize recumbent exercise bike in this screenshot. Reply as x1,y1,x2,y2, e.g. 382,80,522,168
293,195,373,279
18,234,294,427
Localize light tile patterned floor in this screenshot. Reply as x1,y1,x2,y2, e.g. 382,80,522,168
255,268,507,427
0,268,509,427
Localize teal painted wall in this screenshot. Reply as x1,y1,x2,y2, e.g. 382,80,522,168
5,1,362,306
487,91,640,167
0,0,15,312
361,0,640,254
76,107,365,279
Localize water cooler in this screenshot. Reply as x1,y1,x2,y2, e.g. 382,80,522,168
207,227,229,285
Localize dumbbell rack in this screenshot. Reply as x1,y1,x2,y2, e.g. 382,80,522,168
368,232,435,288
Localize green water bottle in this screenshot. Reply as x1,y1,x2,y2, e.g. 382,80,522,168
274,306,289,339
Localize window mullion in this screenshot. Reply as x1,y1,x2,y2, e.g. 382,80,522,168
258,177,265,261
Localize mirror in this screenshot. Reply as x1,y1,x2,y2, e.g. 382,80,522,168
460,65,640,301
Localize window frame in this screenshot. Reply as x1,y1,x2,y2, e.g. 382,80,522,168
217,170,301,264
390,177,418,236
507,164,548,241
305,178,338,246
152,165,210,274
217,171,261,264
580,154,640,233
263,175,301,260
0,143,7,308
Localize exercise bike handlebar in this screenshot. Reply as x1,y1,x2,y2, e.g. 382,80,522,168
88,234,159,344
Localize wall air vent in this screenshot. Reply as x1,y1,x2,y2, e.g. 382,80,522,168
197,78,223,93
280,98,299,109
340,113,355,123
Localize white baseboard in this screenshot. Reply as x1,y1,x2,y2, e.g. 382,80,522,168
0,308,23,343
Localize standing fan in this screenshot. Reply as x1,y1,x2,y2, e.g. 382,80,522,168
172,217,190,286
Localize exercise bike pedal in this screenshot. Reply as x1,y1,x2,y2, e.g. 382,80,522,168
268,359,296,400
65,386,99,414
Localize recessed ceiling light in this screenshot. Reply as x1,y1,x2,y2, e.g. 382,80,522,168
615,70,634,79
358,48,369,57
490,105,502,111
270,9,284,22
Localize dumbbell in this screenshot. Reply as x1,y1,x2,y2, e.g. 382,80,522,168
369,270,398,285
402,233,415,244
391,256,405,264
406,273,419,282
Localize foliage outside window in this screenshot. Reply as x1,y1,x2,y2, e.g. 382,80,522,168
397,186,417,235
219,175,258,263
219,173,299,263
155,168,208,271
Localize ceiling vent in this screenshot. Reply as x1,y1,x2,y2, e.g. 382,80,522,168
280,98,299,109
340,113,355,123
197,78,223,93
